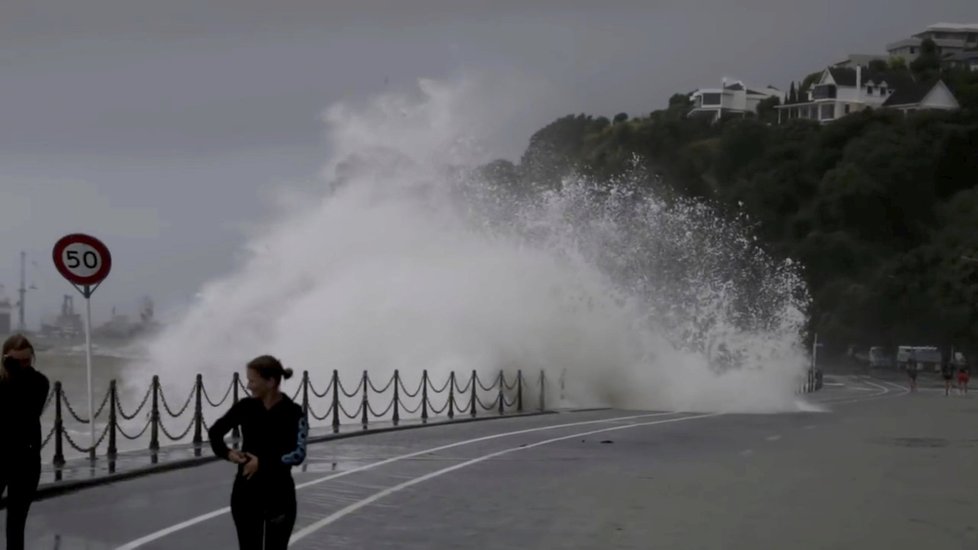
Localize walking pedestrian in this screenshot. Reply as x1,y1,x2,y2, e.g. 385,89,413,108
209,355,309,550
942,359,955,396
0,334,50,550
957,361,970,395
906,360,918,392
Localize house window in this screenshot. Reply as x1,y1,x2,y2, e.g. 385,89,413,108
910,47,916,54
867,85,874,95
812,84,837,100
880,86,887,95
820,104,834,120
844,104,851,114
701,93,721,105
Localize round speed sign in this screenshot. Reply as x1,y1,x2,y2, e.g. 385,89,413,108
53,233,112,287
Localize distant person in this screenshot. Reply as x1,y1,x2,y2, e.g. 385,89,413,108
942,360,955,396
209,355,309,550
906,360,918,392
958,361,970,395
0,334,50,550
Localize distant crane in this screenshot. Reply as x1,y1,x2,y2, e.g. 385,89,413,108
16,251,37,332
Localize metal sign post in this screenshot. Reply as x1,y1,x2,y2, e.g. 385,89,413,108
53,234,112,459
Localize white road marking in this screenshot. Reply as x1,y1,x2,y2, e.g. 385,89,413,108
288,412,723,545
114,411,679,549
765,435,782,441
823,379,910,405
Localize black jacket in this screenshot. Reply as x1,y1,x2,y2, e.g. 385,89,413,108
0,366,51,457
208,396,309,481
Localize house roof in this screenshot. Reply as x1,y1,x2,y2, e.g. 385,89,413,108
826,67,915,89
724,82,745,91
882,80,941,107
887,37,970,50
919,22,978,34
833,54,890,67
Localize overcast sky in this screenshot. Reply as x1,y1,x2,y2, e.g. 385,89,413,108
1,0,975,328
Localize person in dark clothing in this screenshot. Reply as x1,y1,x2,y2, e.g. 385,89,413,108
958,361,970,395
906,360,918,392
942,360,955,396
0,334,50,550
209,355,309,550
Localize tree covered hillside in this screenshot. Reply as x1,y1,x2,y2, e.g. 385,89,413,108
483,90,978,357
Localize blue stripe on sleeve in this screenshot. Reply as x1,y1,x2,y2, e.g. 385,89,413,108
281,415,309,465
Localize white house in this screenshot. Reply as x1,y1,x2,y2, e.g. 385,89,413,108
886,22,978,62
687,81,783,122
775,66,959,124
882,79,960,113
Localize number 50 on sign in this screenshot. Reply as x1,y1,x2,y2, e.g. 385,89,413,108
53,233,112,296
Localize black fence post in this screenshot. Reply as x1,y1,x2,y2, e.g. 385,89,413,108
331,370,340,434
361,371,369,430
108,380,118,460
53,381,65,468
498,371,504,415
392,370,400,427
192,374,203,456
302,370,310,419
470,370,477,417
421,370,429,424
517,370,523,413
231,372,241,445
149,375,160,454
539,370,546,412
447,372,455,420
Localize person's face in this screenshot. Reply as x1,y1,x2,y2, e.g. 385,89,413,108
246,368,276,399
2,348,34,370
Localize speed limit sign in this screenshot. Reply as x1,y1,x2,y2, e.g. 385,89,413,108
53,233,112,293
52,232,113,456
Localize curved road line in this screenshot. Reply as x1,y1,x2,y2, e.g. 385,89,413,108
289,412,723,545
115,411,680,549
821,377,910,405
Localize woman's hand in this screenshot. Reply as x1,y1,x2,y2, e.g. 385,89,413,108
242,453,259,480
228,450,248,464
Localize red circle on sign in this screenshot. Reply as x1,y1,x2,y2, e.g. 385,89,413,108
53,233,113,286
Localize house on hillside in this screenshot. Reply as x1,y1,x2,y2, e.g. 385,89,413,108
775,66,959,124
686,81,783,122
886,22,978,62
882,79,961,113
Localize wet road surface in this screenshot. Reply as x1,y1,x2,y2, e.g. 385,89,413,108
9,375,978,550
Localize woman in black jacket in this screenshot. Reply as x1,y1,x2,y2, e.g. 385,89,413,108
209,355,309,550
0,334,50,550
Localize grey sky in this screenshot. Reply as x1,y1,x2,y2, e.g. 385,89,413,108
1,0,975,327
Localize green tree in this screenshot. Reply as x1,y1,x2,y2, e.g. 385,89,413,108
868,59,889,73
910,38,942,82
756,96,781,123
889,56,908,70
668,93,692,109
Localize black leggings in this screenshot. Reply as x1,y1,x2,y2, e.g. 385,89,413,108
0,456,41,550
231,476,297,550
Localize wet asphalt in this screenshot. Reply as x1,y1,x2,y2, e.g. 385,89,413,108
7,375,978,550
